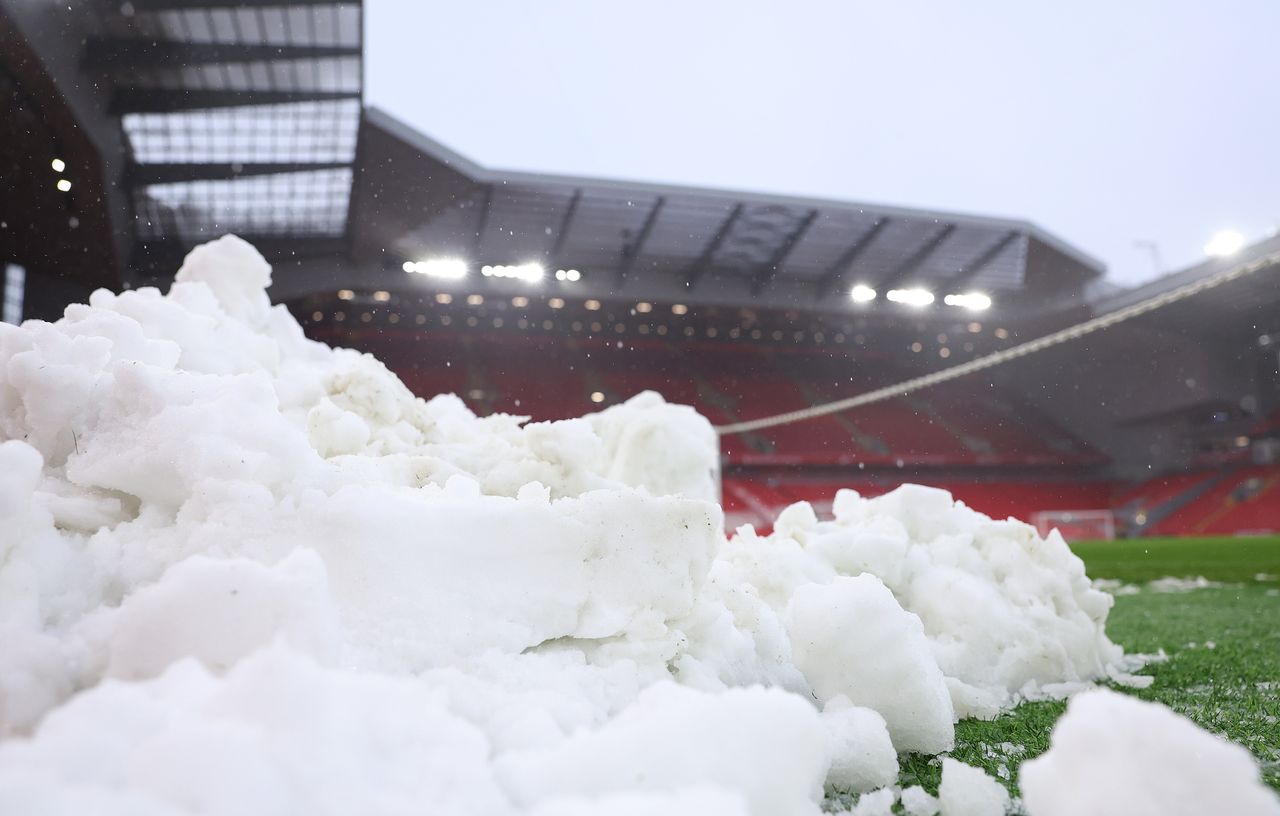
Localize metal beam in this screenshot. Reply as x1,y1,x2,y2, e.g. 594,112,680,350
937,230,1021,291
127,161,351,185
685,203,743,290
814,217,890,299
85,39,360,70
877,222,957,290
472,185,494,259
546,188,581,266
617,195,664,287
109,88,360,114
751,208,818,295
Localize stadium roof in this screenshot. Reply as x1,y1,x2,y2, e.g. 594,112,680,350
341,107,1103,314
1092,232,1280,341
86,0,364,272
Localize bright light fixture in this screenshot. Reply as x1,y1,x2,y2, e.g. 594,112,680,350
554,269,583,282
337,289,354,301
590,391,605,404
55,179,71,192
943,291,992,311
671,303,689,315
849,284,877,303
51,158,66,173
1204,230,1245,258
886,288,935,307
482,263,544,283
406,258,467,279
372,290,391,302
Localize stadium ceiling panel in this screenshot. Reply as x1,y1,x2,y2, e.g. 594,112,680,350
352,108,1103,313
88,0,363,267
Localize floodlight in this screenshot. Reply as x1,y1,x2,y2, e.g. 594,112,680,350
886,288,935,307
850,284,877,303
1204,230,1245,258
943,292,992,311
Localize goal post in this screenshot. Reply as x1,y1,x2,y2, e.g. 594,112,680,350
1031,509,1116,541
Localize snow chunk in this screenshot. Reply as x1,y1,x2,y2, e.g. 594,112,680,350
901,785,941,816
737,483,1128,718
939,758,1009,816
787,575,955,754
821,696,898,793
497,683,828,816
850,787,897,816
173,234,273,327
1020,689,1280,816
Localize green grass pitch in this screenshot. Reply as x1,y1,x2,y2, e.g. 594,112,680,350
829,535,1280,809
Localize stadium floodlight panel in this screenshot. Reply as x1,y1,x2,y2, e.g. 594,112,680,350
943,292,993,311
886,287,935,307
1203,230,1245,257
482,263,545,283
407,258,468,279
849,284,877,303
51,158,65,172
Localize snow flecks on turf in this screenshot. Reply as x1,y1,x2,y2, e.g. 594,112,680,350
0,235,1276,814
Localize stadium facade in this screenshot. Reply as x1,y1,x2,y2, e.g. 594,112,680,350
3,0,1278,537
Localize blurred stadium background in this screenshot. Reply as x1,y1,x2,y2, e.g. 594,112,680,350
4,0,1279,540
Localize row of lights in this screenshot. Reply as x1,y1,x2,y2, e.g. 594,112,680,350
851,284,992,311
313,304,1012,352
51,158,71,192
402,257,584,285
330,290,1012,343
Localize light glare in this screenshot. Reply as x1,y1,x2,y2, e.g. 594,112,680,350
406,258,467,279
943,292,992,311
1204,230,1245,258
51,158,66,172
849,284,877,303
886,288,935,307
482,262,544,283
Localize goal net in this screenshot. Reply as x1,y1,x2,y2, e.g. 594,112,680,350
1031,509,1115,541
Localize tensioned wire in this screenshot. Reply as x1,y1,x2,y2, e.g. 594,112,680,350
715,251,1280,436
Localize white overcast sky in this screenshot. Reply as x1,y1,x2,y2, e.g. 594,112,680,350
367,0,1280,286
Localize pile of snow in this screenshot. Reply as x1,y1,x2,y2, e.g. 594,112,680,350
0,235,1154,812
1021,689,1280,816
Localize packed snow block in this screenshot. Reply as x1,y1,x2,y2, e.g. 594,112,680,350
0,650,514,816
106,550,342,681
496,683,829,816
938,758,1009,816
1020,689,1280,816
306,477,720,669
586,391,720,504
821,696,898,792
786,575,955,754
